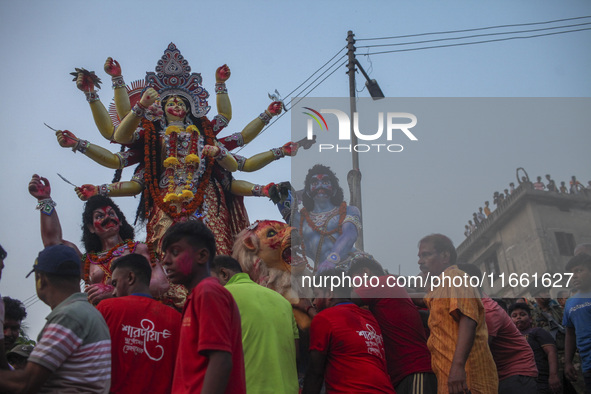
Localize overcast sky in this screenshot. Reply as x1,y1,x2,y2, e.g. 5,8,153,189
1,0,590,337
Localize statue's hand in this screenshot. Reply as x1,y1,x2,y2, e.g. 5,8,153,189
139,87,159,108
281,141,299,157
267,101,282,116
317,260,336,274
28,174,51,200
76,71,98,92
56,130,78,148
216,64,231,82
104,57,121,77
86,283,114,305
202,145,221,157
75,184,98,201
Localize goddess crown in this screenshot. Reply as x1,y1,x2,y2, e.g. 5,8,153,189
145,43,211,118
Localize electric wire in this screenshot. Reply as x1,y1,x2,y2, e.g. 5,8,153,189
362,27,591,56
233,54,347,153
283,46,346,98
356,21,591,50
356,15,591,41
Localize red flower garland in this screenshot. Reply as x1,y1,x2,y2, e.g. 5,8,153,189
83,239,136,284
300,201,347,236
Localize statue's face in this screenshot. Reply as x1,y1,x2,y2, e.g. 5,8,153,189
245,220,303,272
89,206,121,238
309,173,333,200
165,96,187,122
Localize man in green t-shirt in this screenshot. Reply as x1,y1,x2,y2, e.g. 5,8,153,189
212,255,299,394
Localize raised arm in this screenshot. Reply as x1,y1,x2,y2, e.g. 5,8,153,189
114,88,159,144
215,65,232,122
73,68,116,141
104,57,131,120
28,175,63,247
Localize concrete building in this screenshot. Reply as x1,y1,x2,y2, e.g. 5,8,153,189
457,181,591,298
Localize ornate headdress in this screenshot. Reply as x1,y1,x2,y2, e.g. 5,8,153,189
145,43,210,119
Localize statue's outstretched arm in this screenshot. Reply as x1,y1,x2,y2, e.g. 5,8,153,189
229,181,290,205
114,88,159,144
75,180,143,201
56,130,138,170
217,101,283,150
236,141,298,172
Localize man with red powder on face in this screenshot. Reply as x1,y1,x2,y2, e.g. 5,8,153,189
28,174,169,305
161,220,245,394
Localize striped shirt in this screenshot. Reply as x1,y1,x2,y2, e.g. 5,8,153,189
425,266,498,394
28,292,111,393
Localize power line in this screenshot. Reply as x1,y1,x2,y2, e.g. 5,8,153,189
233,54,347,153
287,59,348,111
357,21,591,49
363,27,591,56
357,15,591,41
284,47,346,98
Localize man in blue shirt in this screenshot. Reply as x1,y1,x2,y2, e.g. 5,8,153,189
563,252,591,393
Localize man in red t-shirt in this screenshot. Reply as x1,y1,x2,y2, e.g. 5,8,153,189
348,258,436,394
161,221,246,394
302,268,395,394
97,254,181,394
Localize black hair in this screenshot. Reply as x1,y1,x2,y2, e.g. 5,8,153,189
302,164,344,211
315,268,351,299
111,254,152,286
418,234,457,265
508,302,531,316
0,243,6,260
212,255,243,274
2,297,27,321
162,221,216,264
82,196,134,253
565,253,591,272
348,257,385,277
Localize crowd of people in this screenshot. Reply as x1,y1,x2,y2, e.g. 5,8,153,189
464,174,591,238
1,227,590,393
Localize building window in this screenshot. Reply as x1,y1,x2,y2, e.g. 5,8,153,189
484,253,500,277
555,232,575,256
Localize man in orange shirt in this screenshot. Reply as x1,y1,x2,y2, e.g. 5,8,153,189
418,234,497,394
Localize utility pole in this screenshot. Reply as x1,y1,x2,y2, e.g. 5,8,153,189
346,30,364,251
